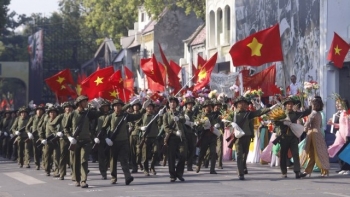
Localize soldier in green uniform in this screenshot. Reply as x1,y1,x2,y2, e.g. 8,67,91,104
0,110,12,159
183,97,197,171
129,101,142,173
273,97,311,179
26,104,46,170
101,98,150,185
137,102,163,176
39,106,60,176
163,97,187,182
11,107,31,168
64,95,99,188
228,96,271,180
93,99,111,180
195,100,221,174
9,110,18,161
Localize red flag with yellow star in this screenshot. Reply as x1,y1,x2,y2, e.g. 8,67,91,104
140,54,164,86
75,73,87,96
45,69,74,94
124,66,134,79
327,32,350,68
81,66,114,99
229,24,283,67
193,53,218,91
109,70,123,88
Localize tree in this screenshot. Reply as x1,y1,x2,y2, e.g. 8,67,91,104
0,0,10,30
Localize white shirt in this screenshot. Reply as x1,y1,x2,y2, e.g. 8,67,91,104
289,83,299,95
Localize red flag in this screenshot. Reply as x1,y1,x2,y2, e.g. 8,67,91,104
45,69,74,93
193,53,218,91
56,84,77,98
157,44,181,89
197,54,206,70
109,70,123,88
124,66,134,79
158,62,166,84
81,66,114,99
229,24,283,66
243,65,276,97
270,84,281,95
169,60,181,75
150,93,161,101
327,32,350,68
100,88,133,103
123,78,134,92
147,76,164,92
76,73,87,96
140,55,164,86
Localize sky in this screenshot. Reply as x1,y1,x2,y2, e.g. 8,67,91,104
8,0,60,16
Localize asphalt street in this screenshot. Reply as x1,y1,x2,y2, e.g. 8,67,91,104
0,157,349,197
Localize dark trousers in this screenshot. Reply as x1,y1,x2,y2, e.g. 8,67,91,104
185,132,196,170
167,136,187,179
197,134,217,172
72,140,91,183
59,139,69,177
110,140,131,182
217,135,223,167
235,135,251,176
97,142,108,177
129,135,140,171
279,135,300,174
142,137,157,172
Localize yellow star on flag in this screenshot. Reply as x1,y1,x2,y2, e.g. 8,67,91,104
119,78,123,84
247,37,263,56
197,68,207,82
109,90,119,98
76,85,82,95
56,76,65,84
94,76,104,86
61,85,66,90
334,45,342,55
150,70,154,75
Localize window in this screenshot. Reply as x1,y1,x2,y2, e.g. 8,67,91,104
209,11,215,47
217,8,223,45
141,13,144,22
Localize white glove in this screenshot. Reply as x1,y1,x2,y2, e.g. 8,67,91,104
173,116,179,122
158,109,164,116
10,134,13,138
94,138,100,144
142,99,151,109
221,119,230,123
194,121,199,126
175,130,182,137
184,115,190,121
4,132,8,136
130,98,140,106
41,139,47,145
214,123,221,128
27,132,34,140
105,138,113,146
231,122,238,128
283,121,291,126
269,104,279,110
140,126,147,131
56,132,63,138
15,131,20,136
185,120,194,127
203,120,211,129
68,137,77,144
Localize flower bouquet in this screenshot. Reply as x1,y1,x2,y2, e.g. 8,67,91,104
267,105,287,121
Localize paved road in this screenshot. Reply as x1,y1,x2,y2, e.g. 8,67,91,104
0,157,349,197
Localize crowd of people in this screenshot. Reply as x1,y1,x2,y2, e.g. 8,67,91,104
0,85,349,188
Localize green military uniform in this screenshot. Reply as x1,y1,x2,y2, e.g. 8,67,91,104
274,98,311,177
196,101,221,174
11,107,30,167
0,111,12,158
40,107,60,175
26,105,46,170
129,109,142,173
228,96,270,179
163,97,187,182
183,98,198,171
101,99,145,185
136,105,162,175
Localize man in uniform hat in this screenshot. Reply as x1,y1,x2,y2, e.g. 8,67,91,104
39,106,60,176
129,101,143,173
274,97,311,179
26,104,46,170
183,97,197,171
0,110,13,159
101,98,150,185
230,96,271,180
11,107,31,168
137,101,163,176
163,97,187,182
93,99,111,180
195,100,221,174
64,95,99,188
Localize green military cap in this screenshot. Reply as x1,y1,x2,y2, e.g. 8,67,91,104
184,97,195,105
168,97,179,105
75,95,89,106
100,99,111,108
111,99,125,106
18,106,30,113
282,97,296,106
202,100,214,107
35,104,46,111
131,101,142,109
213,100,223,106
233,96,250,106
4,109,12,114
61,101,74,108
47,106,59,114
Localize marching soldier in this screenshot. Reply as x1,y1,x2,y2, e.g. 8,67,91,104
93,99,111,180
273,97,311,179
101,98,150,185
39,106,60,176
137,102,163,176
26,104,46,170
195,100,221,174
0,110,12,159
163,97,187,182
10,107,30,168
64,95,99,188
183,97,197,171
129,101,142,173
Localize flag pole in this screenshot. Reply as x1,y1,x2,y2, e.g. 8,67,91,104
121,66,127,102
